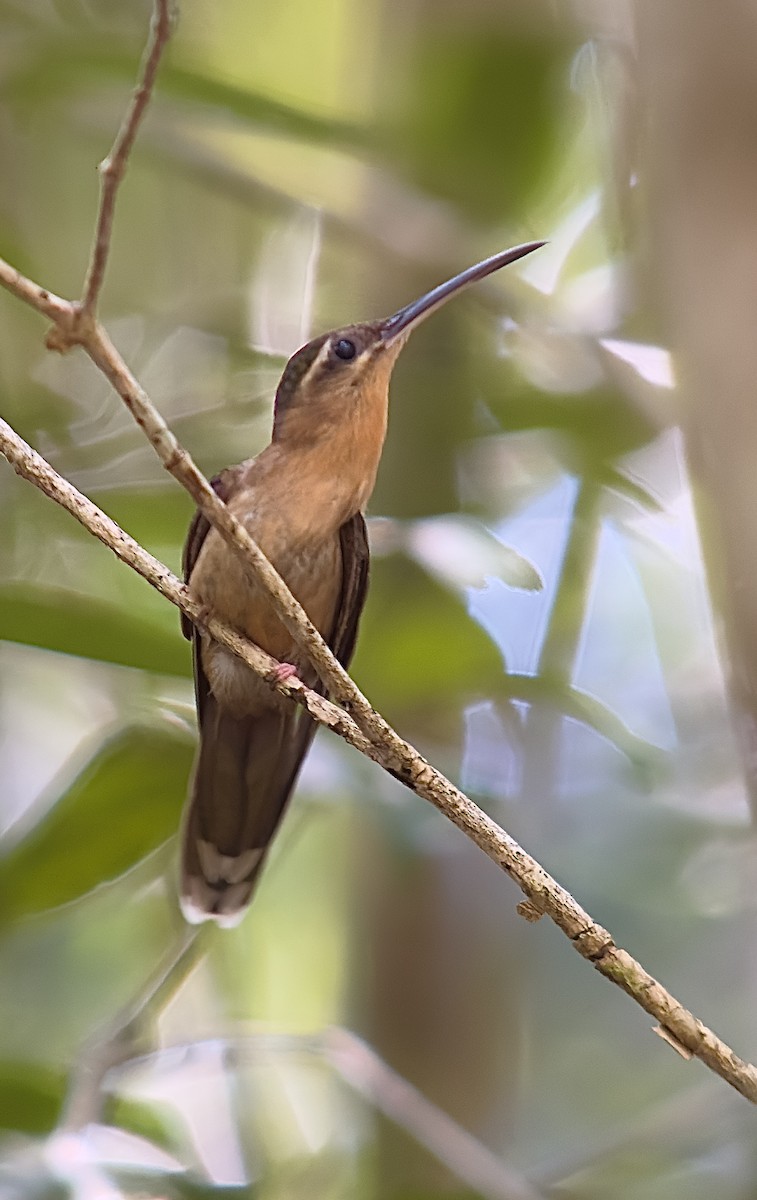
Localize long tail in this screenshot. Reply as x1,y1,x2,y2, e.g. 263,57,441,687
180,695,313,926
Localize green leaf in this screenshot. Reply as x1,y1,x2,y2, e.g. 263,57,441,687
5,44,370,151
105,1094,184,1157
105,1166,253,1199
0,584,189,677
162,63,371,150
0,722,194,924
398,32,570,218
0,1061,65,1134
485,375,659,464
89,487,193,554
354,558,507,725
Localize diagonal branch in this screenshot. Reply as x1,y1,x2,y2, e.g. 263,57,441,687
0,266,71,324
1,412,757,1105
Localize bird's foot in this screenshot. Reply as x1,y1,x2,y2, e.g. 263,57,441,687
271,661,299,686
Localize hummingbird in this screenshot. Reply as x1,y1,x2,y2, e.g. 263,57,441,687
179,240,543,925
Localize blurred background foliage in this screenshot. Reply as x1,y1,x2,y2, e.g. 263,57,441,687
2,0,757,1195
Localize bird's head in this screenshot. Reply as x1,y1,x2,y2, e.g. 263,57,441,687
271,240,544,447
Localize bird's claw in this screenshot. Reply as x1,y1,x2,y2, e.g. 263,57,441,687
272,661,298,685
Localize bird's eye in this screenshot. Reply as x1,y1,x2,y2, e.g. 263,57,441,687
333,338,357,361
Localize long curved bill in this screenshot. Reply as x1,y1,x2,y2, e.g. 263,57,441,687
380,240,545,344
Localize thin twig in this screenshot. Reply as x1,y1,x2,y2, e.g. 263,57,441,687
79,0,174,320
1,415,757,1106
0,265,71,324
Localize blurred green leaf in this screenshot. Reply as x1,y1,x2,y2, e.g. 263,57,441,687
483,372,659,464
0,722,193,924
164,62,371,150
355,558,506,724
90,486,193,552
398,31,570,218
105,1094,184,1156
5,44,370,151
0,584,189,677
392,1194,482,1200
0,1061,65,1134
105,1167,253,1199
